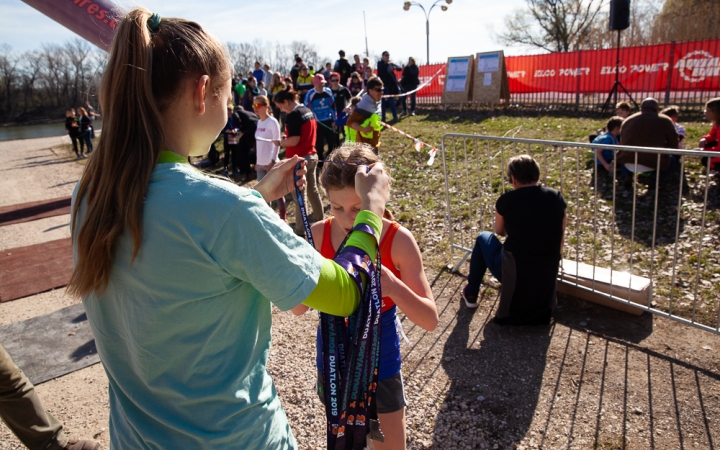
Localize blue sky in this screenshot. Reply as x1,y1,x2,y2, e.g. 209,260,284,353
2,0,530,64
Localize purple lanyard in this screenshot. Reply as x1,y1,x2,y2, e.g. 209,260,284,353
294,162,384,449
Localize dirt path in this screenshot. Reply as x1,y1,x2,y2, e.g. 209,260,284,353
1,137,719,449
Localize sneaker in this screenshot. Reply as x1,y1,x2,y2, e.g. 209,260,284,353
65,440,100,450
461,285,479,309
410,111,416,116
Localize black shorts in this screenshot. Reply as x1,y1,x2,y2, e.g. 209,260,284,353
316,370,407,414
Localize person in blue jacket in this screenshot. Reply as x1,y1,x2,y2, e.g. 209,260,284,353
305,73,338,160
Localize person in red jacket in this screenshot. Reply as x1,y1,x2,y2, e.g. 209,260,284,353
700,97,720,174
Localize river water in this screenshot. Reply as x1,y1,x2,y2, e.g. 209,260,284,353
0,119,103,142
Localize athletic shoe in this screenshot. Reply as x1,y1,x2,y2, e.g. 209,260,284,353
461,284,479,309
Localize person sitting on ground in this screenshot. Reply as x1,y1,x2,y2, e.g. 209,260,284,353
462,155,566,326
661,106,686,149
615,101,632,119
616,98,678,183
293,143,438,450
346,76,383,153
0,343,100,450
592,116,623,172
699,97,720,174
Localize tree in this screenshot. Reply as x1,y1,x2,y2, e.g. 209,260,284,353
653,0,720,42
578,0,663,49
496,0,604,52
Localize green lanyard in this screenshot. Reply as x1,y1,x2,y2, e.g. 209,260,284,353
157,151,189,165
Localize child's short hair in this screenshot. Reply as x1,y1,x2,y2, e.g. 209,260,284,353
506,154,540,185
365,77,383,90
706,97,720,121
606,116,623,132
615,101,631,112
350,97,361,106
661,106,679,118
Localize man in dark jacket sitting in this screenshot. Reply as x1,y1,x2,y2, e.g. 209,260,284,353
616,97,679,184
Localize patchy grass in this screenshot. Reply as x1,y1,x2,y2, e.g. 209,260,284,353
373,110,719,330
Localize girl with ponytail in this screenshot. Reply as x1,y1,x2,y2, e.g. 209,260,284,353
68,8,390,449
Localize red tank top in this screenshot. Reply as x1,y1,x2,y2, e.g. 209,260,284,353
320,218,401,313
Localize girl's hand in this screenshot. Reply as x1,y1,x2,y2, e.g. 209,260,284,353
355,163,390,218
254,155,306,202
380,266,402,299
700,138,707,148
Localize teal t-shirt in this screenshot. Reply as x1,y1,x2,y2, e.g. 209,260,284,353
72,161,323,449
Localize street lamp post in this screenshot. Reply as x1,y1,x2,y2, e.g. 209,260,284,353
403,0,452,64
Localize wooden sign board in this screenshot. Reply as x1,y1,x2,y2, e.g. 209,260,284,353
442,56,474,104
472,51,510,105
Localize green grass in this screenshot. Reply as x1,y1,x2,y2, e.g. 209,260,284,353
375,110,719,329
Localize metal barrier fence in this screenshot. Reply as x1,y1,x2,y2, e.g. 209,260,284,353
440,133,720,334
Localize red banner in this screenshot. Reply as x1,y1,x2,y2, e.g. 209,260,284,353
416,64,445,99
505,40,720,94
415,39,720,97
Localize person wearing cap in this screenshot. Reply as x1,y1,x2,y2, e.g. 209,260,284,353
304,73,338,160
334,50,353,86
295,64,314,99
377,51,402,123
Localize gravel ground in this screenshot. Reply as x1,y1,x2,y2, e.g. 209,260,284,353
1,137,719,449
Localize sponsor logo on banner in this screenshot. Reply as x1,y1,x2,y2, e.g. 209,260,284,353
508,71,526,78
675,50,720,83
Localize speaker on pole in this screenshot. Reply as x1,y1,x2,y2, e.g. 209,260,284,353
609,0,631,31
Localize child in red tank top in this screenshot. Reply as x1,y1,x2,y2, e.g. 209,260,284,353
292,144,438,450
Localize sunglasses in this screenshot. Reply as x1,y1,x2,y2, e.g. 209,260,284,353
371,87,383,92
330,79,339,82
252,103,267,108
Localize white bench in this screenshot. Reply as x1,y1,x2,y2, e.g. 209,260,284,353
557,259,653,316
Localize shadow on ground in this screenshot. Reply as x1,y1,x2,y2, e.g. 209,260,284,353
399,268,719,449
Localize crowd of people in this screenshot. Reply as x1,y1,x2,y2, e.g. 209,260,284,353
593,98,720,185
220,49,422,234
